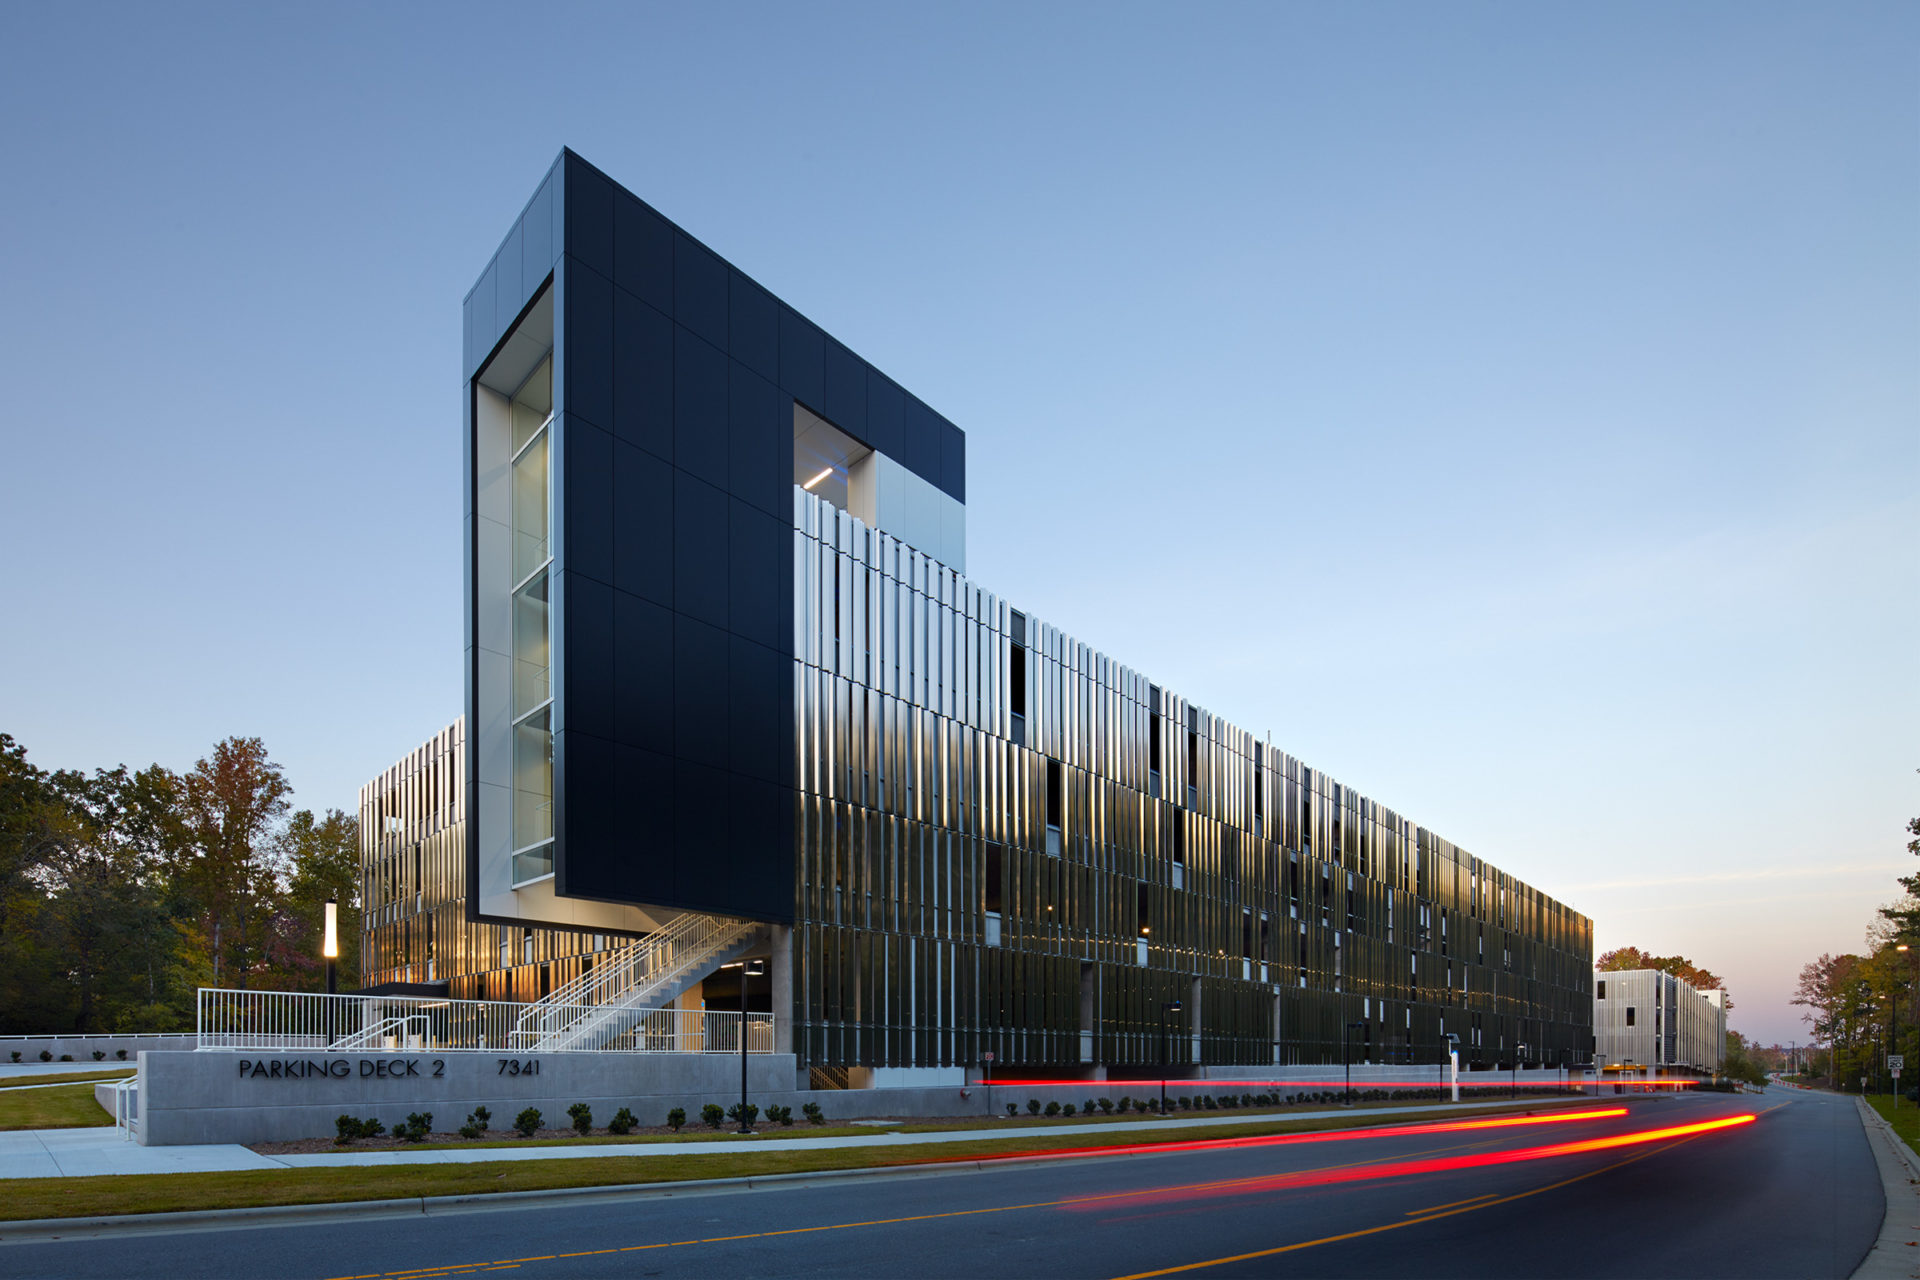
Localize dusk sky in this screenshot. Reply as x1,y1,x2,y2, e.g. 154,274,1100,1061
3,2,1913,1047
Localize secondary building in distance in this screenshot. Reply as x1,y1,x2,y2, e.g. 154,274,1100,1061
362,148,1595,1085
1593,968,1726,1074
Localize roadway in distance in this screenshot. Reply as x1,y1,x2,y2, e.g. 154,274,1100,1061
1,1086,1880,1279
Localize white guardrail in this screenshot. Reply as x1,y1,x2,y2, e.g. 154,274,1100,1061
195,988,773,1055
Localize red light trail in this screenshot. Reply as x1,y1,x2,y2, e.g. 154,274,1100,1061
1058,1112,1757,1211
916,1107,1633,1169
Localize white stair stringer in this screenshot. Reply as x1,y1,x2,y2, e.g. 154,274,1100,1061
511,914,765,1052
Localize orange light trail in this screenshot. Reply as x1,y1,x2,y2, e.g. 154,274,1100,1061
1059,1112,1757,1211
909,1107,1631,1169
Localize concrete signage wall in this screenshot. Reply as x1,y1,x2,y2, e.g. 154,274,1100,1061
137,1050,799,1147
134,1053,1582,1146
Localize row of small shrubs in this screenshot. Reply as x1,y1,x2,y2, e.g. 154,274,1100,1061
333,1099,830,1144
10,1049,132,1063
995,1084,1565,1117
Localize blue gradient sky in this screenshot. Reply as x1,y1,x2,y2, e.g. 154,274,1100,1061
3,2,1913,1046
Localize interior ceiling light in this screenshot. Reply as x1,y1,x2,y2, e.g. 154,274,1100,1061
802,467,833,491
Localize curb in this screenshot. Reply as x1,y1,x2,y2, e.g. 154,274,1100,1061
1850,1097,1920,1280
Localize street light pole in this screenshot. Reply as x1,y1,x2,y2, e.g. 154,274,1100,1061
1160,1001,1182,1116
739,959,765,1134
1344,1021,1368,1107
1512,1043,1528,1100
323,897,338,995
1441,1032,1459,1103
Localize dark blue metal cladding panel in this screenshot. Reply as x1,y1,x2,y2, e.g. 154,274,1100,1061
611,289,672,461
561,154,612,281
672,326,729,488
612,589,673,749
727,775,791,920
613,191,672,314
900,394,941,483
561,572,615,741
563,415,614,586
727,362,787,519
728,269,778,382
864,371,905,461
468,260,497,376
673,231,728,352
521,174,552,304
495,221,524,340
822,339,867,437
670,469,729,629
940,421,966,504
611,439,673,607
778,305,824,409
672,614,729,769
727,497,789,653
564,259,614,432
673,761,732,909
727,633,789,787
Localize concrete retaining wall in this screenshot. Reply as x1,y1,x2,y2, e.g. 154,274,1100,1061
133,1052,1578,1145
2,1034,194,1064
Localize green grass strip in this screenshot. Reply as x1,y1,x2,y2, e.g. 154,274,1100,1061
0,1084,115,1132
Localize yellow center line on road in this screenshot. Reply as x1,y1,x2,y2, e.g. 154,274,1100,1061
1404,1192,1495,1216
1110,1102,1791,1279
321,1130,1522,1280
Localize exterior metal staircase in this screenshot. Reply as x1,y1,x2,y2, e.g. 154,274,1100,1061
510,913,764,1052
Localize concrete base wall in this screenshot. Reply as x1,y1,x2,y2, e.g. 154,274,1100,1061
133,1052,1580,1146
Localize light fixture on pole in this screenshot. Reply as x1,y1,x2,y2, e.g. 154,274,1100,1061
1343,1020,1368,1106
323,897,339,995
1160,1001,1182,1116
740,958,766,1134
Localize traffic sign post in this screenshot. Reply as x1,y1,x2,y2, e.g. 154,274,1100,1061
1891,1055,1904,1107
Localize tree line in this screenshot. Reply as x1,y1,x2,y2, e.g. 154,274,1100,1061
1790,803,1920,1092
0,732,359,1034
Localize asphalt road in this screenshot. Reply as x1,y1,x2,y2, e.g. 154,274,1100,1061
3,1085,1882,1280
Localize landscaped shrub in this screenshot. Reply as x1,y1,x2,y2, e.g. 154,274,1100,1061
92,1050,105,1061
608,1107,636,1135
335,1114,361,1144
728,1102,760,1128
398,1112,433,1142
513,1107,542,1137
1082,1099,1096,1115
115,1049,127,1061
1241,1094,1254,1108
473,1106,491,1129
38,1050,51,1062
667,1107,687,1131
1115,1096,1130,1113
1178,1096,1192,1111
59,1054,72,1062
8,1052,17,1063
568,1103,593,1135
765,1104,793,1125
1044,1101,1061,1117
1098,1098,1114,1114
1006,1102,1019,1116
802,1102,825,1125
459,1112,485,1139
1061,1103,1076,1117
1027,1099,1042,1115
702,1103,726,1129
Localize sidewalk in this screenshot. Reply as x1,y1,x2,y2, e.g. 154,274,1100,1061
0,1094,1595,1180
